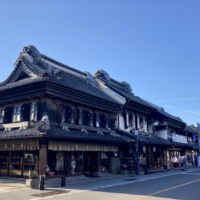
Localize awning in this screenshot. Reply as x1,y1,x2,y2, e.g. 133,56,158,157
48,140,119,152
0,140,39,151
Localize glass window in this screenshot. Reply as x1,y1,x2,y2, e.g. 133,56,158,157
9,151,23,176
48,151,65,175
67,152,83,175
100,152,110,172
23,151,39,177
0,151,8,175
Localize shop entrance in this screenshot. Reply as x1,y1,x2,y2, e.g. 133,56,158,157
83,152,100,175
0,150,39,178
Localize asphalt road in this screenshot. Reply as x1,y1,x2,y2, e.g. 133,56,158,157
1,169,200,200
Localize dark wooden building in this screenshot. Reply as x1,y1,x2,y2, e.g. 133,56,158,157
93,70,172,172
0,45,130,178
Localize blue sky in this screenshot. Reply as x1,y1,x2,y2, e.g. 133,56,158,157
0,0,200,125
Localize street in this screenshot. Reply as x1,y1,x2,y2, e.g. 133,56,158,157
0,169,200,200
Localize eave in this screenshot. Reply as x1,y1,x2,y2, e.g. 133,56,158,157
0,80,120,113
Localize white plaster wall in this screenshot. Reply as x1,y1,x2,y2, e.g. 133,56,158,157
156,129,168,139
119,114,125,130
148,122,154,133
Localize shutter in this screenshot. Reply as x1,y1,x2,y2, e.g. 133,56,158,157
62,104,66,123
4,107,13,123
0,108,4,123
30,103,38,122
12,107,17,122
87,112,90,126
126,112,129,127
96,113,99,127
67,107,72,123
34,103,38,122
79,109,82,125
16,106,21,122
71,107,75,123
90,112,93,127
106,115,109,129
30,103,35,121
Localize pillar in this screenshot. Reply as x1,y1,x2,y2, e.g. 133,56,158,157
39,144,47,176
94,152,101,175
84,152,90,174
137,116,140,130
132,114,135,129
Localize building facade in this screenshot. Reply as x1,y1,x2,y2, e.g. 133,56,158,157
0,45,130,178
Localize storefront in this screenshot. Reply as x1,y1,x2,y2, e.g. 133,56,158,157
0,140,39,178
47,140,119,177
0,139,120,178
139,145,164,170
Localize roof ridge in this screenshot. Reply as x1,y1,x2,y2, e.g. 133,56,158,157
41,54,86,76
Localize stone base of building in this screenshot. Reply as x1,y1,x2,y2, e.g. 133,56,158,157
26,179,39,189
120,170,127,175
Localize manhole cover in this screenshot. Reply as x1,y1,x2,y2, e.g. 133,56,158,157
123,179,137,181
31,191,70,197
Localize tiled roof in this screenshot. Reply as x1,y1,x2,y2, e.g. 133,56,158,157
186,125,198,133
157,109,186,124
0,50,120,105
0,124,129,143
96,78,154,109
172,142,194,148
115,129,171,145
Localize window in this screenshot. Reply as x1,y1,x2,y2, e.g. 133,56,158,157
30,102,38,122
48,151,65,175
99,114,106,128
62,105,75,124
12,105,22,122
67,152,83,175
100,152,110,172
82,110,92,126
0,107,5,124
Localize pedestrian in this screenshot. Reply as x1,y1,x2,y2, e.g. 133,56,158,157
172,155,177,169
180,155,184,169
198,154,200,168
177,155,181,169
182,155,188,171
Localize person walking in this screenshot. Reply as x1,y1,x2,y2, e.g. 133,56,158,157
172,155,177,169
182,155,188,171
180,155,184,169
177,155,181,169
198,154,200,168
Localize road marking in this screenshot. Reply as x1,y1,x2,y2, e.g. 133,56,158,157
181,172,200,175
133,178,200,200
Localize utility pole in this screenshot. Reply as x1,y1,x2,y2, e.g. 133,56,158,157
197,123,200,153
135,129,139,175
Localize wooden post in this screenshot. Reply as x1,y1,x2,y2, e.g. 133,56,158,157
39,144,47,176
65,152,68,176
21,150,25,177
94,152,101,175
7,151,11,176
84,152,89,174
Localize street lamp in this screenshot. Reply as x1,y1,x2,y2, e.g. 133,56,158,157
135,129,139,175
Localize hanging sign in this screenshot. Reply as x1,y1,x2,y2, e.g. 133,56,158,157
172,133,187,144
193,133,196,141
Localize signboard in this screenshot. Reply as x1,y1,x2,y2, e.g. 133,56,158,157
163,151,167,165
172,133,187,144
193,133,196,141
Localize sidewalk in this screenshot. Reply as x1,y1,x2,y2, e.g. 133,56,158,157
0,173,128,189
0,166,198,189
0,167,199,200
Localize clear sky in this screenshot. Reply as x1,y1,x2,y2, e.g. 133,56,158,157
0,0,200,125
